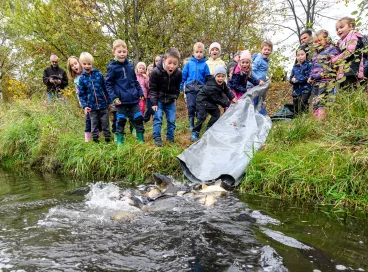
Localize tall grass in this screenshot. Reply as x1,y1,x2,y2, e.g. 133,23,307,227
241,85,368,208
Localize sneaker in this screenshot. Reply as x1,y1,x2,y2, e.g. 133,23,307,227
190,132,199,142
167,139,174,143
154,138,164,147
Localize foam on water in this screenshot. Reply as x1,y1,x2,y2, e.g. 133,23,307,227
261,227,313,250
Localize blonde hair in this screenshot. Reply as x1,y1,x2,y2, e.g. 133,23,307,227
338,17,356,28
315,29,329,38
113,39,127,50
135,62,146,73
261,40,273,51
193,42,205,51
67,56,80,79
79,52,94,63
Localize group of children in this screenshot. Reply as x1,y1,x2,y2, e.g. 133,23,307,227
290,17,368,117
65,16,367,146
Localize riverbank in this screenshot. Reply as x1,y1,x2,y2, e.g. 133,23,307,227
0,83,367,208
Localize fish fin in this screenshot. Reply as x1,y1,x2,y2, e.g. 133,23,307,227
214,180,222,187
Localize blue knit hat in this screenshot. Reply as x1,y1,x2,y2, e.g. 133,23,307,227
214,65,227,77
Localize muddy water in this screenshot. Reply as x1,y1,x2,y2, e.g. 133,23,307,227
0,169,367,271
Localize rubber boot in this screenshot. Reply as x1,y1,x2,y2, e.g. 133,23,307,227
116,134,124,145
189,117,195,131
84,132,91,142
136,132,144,143
190,131,199,142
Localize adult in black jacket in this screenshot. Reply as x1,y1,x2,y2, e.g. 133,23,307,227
190,66,237,141
42,54,68,102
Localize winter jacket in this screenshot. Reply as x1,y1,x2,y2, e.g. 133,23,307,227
290,60,312,95
228,65,259,94
248,53,269,87
106,59,143,105
42,65,68,93
136,73,149,98
206,58,226,75
196,76,235,110
331,31,365,80
149,60,182,106
180,56,210,91
310,43,340,83
78,69,111,110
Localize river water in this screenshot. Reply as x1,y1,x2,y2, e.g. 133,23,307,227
0,169,367,271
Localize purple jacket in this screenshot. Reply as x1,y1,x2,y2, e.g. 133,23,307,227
310,43,340,83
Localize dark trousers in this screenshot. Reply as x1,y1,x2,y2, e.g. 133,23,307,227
339,76,359,90
89,108,110,140
186,93,197,118
144,98,154,122
311,83,329,110
85,112,102,133
292,93,310,114
115,104,144,134
192,107,220,133
111,111,117,134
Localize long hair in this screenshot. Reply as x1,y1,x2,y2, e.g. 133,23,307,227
67,56,80,79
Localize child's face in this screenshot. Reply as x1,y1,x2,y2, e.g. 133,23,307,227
239,59,251,70
215,74,226,85
147,65,153,74
163,56,179,75
155,56,161,66
137,65,146,74
210,47,220,59
193,46,204,60
113,46,128,62
69,58,82,74
80,59,93,73
261,45,272,58
296,50,306,64
336,20,352,38
314,35,327,47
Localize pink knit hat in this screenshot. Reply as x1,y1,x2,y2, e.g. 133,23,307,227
209,42,221,54
136,62,146,72
240,50,251,61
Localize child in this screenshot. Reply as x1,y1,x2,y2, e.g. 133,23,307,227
180,42,211,131
206,42,226,75
290,46,312,114
135,62,149,114
78,52,111,143
247,40,273,88
153,55,162,68
308,30,339,118
105,39,145,145
228,50,262,99
149,47,182,147
190,66,237,141
144,64,154,122
331,17,365,89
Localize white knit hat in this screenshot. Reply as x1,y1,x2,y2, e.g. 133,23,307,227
209,42,221,54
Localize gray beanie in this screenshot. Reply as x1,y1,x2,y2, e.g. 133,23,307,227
214,65,227,77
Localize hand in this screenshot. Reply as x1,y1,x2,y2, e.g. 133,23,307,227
307,78,314,83
152,105,158,111
49,78,54,84
142,74,147,78
84,107,91,115
139,96,145,100
56,79,61,85
231,97,238,103
291,77,296,83
114,99,121,105
259,80,265,86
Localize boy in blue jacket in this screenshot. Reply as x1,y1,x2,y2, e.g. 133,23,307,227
180,42,211,131
106,39,145,145
78,52,111,143
290,45,312,114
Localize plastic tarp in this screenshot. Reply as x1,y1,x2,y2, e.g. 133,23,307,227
177,81,272,187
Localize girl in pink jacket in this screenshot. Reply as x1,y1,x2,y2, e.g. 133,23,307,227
135,62,149,114
331,17,365,89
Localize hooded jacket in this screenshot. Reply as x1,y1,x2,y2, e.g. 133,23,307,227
310,43,340,83
228,65,259,94
149,60,182,106
78,68,111,110
290,60,312,95
106,58,144,104
180,56,210,91
196,76,235,110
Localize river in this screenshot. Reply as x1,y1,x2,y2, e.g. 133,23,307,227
0,169,367,271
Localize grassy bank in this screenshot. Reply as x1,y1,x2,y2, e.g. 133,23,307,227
0,84,367,208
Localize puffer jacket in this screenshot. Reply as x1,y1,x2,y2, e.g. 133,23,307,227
106,58,143,104
149,60,182,106
310,43,340,83
196,76,235,110
180,56,210,91
331,31,365,80
228,65,259,94
290,60,312,95
78,69,111,110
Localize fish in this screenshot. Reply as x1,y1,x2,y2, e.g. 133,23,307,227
112,212,136,221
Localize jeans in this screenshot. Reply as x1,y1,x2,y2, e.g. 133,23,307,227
153,101,176,141
89,108,110,140
115,103,144,134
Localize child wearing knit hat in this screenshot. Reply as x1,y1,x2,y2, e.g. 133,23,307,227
190,65,237,141
135,62,149,114
228,50,263,99
206,42,226,75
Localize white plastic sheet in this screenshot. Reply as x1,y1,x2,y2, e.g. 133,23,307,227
177,82,272,187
